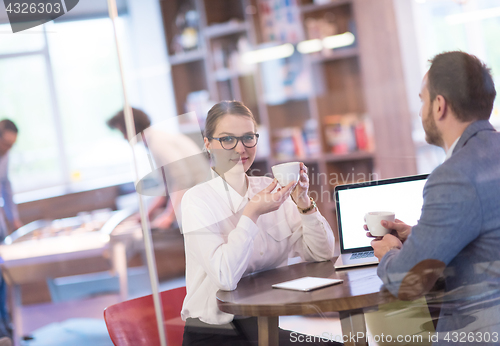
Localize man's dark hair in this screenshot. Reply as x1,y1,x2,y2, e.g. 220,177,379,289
0,119,19,134
107,108,151,138
428,51,496,122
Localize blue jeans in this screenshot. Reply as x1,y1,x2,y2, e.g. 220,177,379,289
0,272,11,338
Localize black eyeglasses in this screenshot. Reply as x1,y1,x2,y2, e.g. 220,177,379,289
209,133,259,150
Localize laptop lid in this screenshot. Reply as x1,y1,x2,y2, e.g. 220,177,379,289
335,174,429,254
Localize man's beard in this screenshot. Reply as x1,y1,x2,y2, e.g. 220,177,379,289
423,108,444,148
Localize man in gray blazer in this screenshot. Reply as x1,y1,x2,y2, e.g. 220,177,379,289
371,51,499,342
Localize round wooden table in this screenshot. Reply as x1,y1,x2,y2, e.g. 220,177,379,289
216,260,397,346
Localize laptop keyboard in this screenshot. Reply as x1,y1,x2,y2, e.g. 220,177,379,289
350,251,375,260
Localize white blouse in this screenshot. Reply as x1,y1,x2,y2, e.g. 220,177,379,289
180,174,335,325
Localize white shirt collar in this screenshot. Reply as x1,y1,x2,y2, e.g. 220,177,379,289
206,169,260,213
445,136,461,161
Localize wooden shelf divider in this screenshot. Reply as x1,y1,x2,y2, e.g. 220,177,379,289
204,21,249,39
323,151,374,163
309,47,359,63
169,50,205,66
300,0,352,14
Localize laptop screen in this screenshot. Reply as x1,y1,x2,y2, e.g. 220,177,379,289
335,174,428,253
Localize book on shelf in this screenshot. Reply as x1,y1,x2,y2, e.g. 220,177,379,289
260,51,311,105
257,0,302,43
303,118,321,156
274,123,321,160
211,36,254,77
184,90,216,130
274,127,303,160
323,113,374,154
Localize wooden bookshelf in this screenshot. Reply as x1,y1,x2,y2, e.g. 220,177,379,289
159,0,417,232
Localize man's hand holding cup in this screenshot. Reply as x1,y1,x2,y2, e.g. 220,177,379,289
364,212,415,260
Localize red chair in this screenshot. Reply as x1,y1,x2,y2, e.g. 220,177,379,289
104,286,186,346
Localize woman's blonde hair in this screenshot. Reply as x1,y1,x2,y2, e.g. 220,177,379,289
204,101,257,139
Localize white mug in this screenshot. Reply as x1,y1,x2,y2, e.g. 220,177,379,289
271,162,300,187
364,211,395,237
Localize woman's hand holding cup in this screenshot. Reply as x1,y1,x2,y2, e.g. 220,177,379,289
243,179,296,223
271,161,311,210
290,162,311,209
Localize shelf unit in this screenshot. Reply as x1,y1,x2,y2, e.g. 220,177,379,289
300,0,352,13
159,0,417,233
168,50,205,66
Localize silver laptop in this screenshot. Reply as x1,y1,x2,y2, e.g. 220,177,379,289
333,174,428,269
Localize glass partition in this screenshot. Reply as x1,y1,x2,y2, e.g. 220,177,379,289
1,0,500,345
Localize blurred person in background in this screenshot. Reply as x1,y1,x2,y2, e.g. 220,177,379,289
0,119,22,239
0,118,20,345
107,108,208,230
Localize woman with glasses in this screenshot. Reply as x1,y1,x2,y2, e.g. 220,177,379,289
180,101,338,346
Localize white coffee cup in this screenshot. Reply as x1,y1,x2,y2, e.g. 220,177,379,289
364,211,395,237
271,162,300,187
